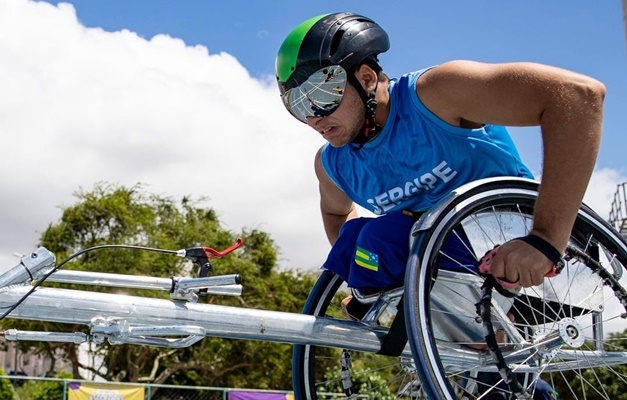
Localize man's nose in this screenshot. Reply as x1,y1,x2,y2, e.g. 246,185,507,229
306,116,322,127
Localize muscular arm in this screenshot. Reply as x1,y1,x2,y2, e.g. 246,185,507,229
418,60,605,252
417,60,605,286
314,147,358,245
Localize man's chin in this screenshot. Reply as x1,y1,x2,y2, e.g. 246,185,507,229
327,133,357,148
328,141,349,148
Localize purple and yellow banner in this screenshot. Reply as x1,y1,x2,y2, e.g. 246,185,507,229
229,391,294,400
68,382,144,400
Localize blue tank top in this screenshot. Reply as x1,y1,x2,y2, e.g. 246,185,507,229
321,68,533,215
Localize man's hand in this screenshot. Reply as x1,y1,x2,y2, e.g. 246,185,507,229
488,240,556,288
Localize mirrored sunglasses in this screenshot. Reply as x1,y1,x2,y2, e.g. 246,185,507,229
282,66,347,123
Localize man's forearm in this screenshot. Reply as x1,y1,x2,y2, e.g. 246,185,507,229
532,81,604,251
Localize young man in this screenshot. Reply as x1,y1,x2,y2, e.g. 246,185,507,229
276,12,602,399
275,12,604,292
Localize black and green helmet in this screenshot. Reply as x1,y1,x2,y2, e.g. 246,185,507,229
275,12,390,96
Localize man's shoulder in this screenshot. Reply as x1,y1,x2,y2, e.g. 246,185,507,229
396,67,438,83
390,67,438,102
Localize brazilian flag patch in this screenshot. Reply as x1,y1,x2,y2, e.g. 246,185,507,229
355,246,379,271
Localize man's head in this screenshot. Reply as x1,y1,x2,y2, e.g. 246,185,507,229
275,12,389,144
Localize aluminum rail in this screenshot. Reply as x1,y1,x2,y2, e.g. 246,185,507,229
0,284,408,356
48,270,243,296
0,247,400,353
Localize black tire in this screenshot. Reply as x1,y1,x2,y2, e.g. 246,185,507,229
293,270,423,399
405,179,627,399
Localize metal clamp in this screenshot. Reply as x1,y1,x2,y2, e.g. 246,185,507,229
90,317,206,348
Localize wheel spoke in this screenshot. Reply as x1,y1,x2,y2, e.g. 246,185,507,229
293,271,422,399
405,182,627,399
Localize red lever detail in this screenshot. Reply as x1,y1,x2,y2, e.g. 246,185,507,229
478,245,559,289
478,246,519,289
202,238,243,258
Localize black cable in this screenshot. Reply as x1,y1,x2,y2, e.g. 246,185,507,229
0,244,178,323
476,279,528,398
477,244,627,397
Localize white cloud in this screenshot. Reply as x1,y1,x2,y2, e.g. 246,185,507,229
0,0,625,281
0,0,329,272
583,168,627,220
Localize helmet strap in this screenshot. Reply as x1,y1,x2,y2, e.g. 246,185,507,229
347,72,380,149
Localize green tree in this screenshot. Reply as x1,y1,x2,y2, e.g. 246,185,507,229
549,328,627,398
0,368,15,400
320,367,395,400
27,371,72,400
148,229,318,389
1,183,317,390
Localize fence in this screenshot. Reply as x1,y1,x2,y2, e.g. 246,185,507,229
609,182,627,236
0,375,363,400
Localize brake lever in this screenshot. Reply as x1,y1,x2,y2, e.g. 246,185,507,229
178,238,244,278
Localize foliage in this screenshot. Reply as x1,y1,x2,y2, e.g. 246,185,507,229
319,367,395,400
17,371,73,400
153,236,318,389
1,183,318,390
0,368,16,400
549,328,627,398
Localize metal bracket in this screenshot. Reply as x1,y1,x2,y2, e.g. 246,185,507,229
90,317,206,348
3,329,88,344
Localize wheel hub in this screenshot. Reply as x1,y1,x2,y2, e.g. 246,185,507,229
558,318,585,348
400,357,417,374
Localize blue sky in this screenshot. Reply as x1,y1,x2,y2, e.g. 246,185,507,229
42,0,627,172
0,0,626,272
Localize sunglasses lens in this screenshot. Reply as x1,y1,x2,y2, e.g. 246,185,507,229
282,66,347,123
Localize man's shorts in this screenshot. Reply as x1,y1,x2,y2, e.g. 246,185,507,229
323,213,558,399
322,211,477,291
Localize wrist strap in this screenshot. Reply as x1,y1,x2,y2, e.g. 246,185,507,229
516,234,562,265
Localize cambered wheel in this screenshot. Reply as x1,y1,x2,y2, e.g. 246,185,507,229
293,270,423,399
405,180,627,399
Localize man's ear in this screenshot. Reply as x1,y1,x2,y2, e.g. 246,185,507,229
355,64,378,92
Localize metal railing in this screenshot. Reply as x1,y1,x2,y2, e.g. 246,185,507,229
609,182,627,237
2,375,357,400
